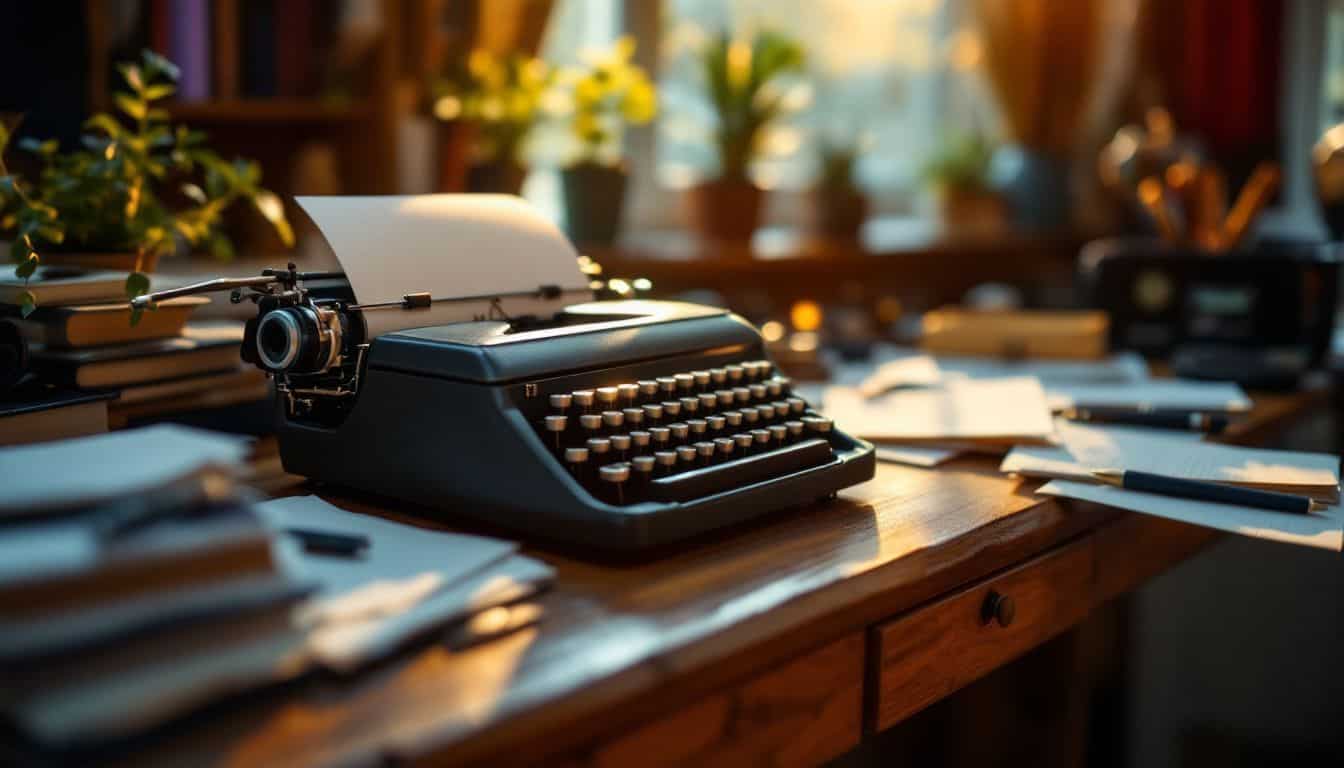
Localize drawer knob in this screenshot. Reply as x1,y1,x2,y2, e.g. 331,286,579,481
981,590,1016,628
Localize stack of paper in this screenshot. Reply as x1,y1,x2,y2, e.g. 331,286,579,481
255,496,553,673
824,377,1055,448
1001,421,1343,551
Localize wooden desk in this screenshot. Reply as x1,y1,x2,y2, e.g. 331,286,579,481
121,391,1325,768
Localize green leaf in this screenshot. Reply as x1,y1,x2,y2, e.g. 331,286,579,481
142,50,181,82
85,113,122,137
118,63,144,91
15,253,38,279
19,290,36,318
252,191,294,247
35,225,64,245
114,94,147,122
142,84,176,101
124,271,151,300
0,121,9,153
129,305,144,326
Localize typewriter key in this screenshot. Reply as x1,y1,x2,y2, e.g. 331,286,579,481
655,450,678,475
669,422,690,441
657,377,678,395
544,415,567,452
715,389,735,405
723,410,742,427
725,364,744,382
600,463,631,504
662,400,682,417
596,387,620,406
549,393,573,412
631,455,656,479
676,445,697,467
698,392,717,410
734,433,754,452
564,447,589,477
679,396,699,413
772,401,790,416
757,404,776,420
733,387,751,404
775,375,793,390
695,441,716,465
692,370,711,389
769,424,789,444
618,383,640,405
804,416,833,434
787,397,806,414
623,407,644,426
601,410,624,430
642,403,664,422
587,437,611,456
751,429,771,448
785,420,805,439
715,437,735,457
573,390,595,412
610,433,632,460
675,373,695,391
649,426,671,445
756,360,773,377
630,430,651,451
710,368,727,385
638,380,659,397
741,407,760,424
766,380,783,398
707,415,726,433
579,413,603,435
687,418,708,436
750,384,767,400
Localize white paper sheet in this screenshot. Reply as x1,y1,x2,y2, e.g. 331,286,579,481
1000,420,1206,481
1046,380,1252,412
936,352,1150,385
296,195,587,335
0,425,250,515
875,445,962,467
823,377,1055,445
1055,420,1340,498
1038,479,1344,551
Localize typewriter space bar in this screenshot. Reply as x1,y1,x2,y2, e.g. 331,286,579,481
649,439,834,502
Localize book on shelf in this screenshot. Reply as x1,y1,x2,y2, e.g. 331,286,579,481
30,322,245,389
0,388,113,446
4,296,209,348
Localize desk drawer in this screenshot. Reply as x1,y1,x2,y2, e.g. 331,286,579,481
871,538,1093,732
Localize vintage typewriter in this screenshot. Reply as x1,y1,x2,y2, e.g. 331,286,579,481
134,196,874,551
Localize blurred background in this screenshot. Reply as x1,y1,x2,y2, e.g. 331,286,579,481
2,2,1343,766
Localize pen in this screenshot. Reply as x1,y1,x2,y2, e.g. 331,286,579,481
1063,407,1229,434
1091,469,1324,515
285,527,371,557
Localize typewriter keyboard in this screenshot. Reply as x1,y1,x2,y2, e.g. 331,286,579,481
527,360,837,505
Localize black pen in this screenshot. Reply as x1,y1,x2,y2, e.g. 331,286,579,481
285,527,371,557
1092,469,1324,515
1064,407,1229,434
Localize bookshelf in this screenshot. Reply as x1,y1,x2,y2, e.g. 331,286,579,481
83,0,406,204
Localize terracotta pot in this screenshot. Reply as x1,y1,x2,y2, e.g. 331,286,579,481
32,250,161,273
687,178,763,243
812,185,868,241
466,162,527,195
561,163,628,246
935,186,1009,235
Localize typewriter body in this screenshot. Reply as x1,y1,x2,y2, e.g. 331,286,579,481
138,269,874,552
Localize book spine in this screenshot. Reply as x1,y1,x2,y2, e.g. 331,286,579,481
240,0,277,98
170,0,211,102
213,0,240,99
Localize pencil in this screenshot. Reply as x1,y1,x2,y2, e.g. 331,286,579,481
1092,469,1323,515
1222,162,1281,249
1138,176,1180,244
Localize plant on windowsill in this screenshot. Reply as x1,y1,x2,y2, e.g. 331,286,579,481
689,29,806,243
553,36,657,246
920,132,1007,236
433,50,554,195
0,51,293,320
813,142,868,241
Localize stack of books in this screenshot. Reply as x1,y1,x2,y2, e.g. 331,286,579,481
1,267,268,438
0,426,312,747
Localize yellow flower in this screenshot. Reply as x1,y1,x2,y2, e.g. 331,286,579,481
620,78,657,124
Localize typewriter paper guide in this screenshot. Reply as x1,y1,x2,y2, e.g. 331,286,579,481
296,195,586,336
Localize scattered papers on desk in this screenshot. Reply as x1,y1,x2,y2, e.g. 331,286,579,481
1037,480,1344,551
824,377,1055,446
856,349,1149,397
0,424,250,517
1055,420,1339,501
875,445,962,467
1000,421,1206,481
255,496,554,673
1045,380,1251,413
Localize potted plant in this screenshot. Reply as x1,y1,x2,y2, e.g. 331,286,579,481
0,51,293,318
688,30,805,242
433,50,553,195
554,37,657,246
920,133,1007,235
813,142,868,240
